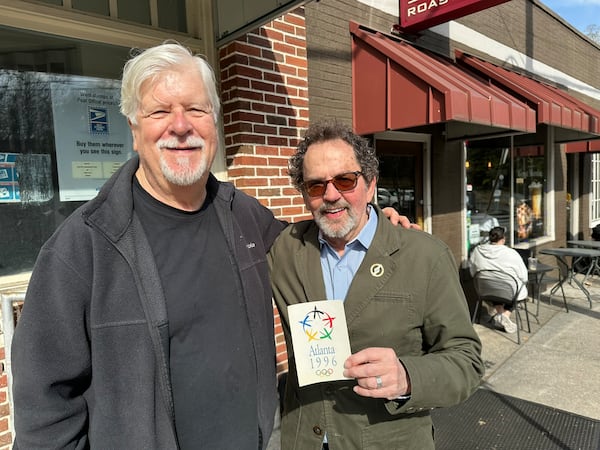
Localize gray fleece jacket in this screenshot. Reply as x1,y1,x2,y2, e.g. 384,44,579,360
11,156,285,449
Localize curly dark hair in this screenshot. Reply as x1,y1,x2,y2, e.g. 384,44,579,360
288,120,379,191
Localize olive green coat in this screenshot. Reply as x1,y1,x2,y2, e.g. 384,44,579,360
269,207,484,450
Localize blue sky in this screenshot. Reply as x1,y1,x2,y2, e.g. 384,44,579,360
539,0,600,33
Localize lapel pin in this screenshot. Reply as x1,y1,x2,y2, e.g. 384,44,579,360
370,263,384,277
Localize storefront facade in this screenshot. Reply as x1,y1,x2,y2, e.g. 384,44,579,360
0,1,307,444
0,1,216,444
5,0,598,300
0,0,216,287
215,0,600,384
216,0,600,264
295,0,600,264
1,0,600,445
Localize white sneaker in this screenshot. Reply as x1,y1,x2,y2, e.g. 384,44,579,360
497,313,517,334
492,314,503,330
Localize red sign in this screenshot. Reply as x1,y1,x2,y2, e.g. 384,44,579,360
399,0,511,33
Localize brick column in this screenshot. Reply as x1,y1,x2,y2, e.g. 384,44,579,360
0,345,10,448
219,8,310,376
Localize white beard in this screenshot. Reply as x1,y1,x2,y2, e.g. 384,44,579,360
314,201,359,240
157,136,208,186
159,153,208,186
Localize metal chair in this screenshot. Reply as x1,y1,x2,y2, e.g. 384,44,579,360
472,269,531,344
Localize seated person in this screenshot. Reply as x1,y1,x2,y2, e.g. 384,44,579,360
469,226,528,333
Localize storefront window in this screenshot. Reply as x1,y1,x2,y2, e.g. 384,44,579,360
466,142,547,251
513,146,546,243
591,153,600,224
72,0,110,16
157,0,188,33
36,0,187,33
0,27,131,277
118,0,151,26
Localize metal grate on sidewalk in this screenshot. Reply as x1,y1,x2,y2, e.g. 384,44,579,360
432,388,600,450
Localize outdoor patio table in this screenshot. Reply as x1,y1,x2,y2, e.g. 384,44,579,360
567,240,600,280
567,240,600,249
539,247,600,308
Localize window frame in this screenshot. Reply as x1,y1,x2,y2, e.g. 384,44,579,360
0,1,205,52
589,153,600,226
463,135,556,260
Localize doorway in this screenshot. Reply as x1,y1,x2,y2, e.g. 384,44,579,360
375,139,425,228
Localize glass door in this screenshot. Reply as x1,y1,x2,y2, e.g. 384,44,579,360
375,140,424,228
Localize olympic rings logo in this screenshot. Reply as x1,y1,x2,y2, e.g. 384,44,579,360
315,368,334,376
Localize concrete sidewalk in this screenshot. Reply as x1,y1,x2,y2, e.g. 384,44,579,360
476,273,600,420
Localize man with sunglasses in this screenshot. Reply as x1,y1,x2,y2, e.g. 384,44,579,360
269,120,484,450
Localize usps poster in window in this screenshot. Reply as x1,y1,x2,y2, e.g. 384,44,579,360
288,300,352,386
51,78,133,201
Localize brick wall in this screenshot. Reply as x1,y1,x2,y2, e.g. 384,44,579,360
304,0,394,124
219,7,310,376
0,344,10,448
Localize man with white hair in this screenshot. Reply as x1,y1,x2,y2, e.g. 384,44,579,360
11,42,286,449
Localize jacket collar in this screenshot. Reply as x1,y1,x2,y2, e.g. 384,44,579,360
82,155,234,242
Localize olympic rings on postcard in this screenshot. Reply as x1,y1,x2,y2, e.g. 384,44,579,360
315,368,334,376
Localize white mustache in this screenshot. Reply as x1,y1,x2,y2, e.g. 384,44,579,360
157,137,205,149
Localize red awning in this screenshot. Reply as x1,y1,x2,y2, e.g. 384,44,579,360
565,140,600,153
456,52,600,142
350,22,537,137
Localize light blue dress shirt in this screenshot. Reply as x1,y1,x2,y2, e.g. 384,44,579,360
318,207,378,445
319,207,412,418
319,206,378,301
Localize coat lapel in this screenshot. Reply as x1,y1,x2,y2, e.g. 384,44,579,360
296,224,328,302
295,209,404,328
343,215,402,327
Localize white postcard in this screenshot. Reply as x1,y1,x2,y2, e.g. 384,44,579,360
288,300,352,387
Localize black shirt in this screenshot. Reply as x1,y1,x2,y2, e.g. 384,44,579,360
133,179,258,449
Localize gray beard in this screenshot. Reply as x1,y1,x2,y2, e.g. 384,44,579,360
314,206,359,240
159,154,207,186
